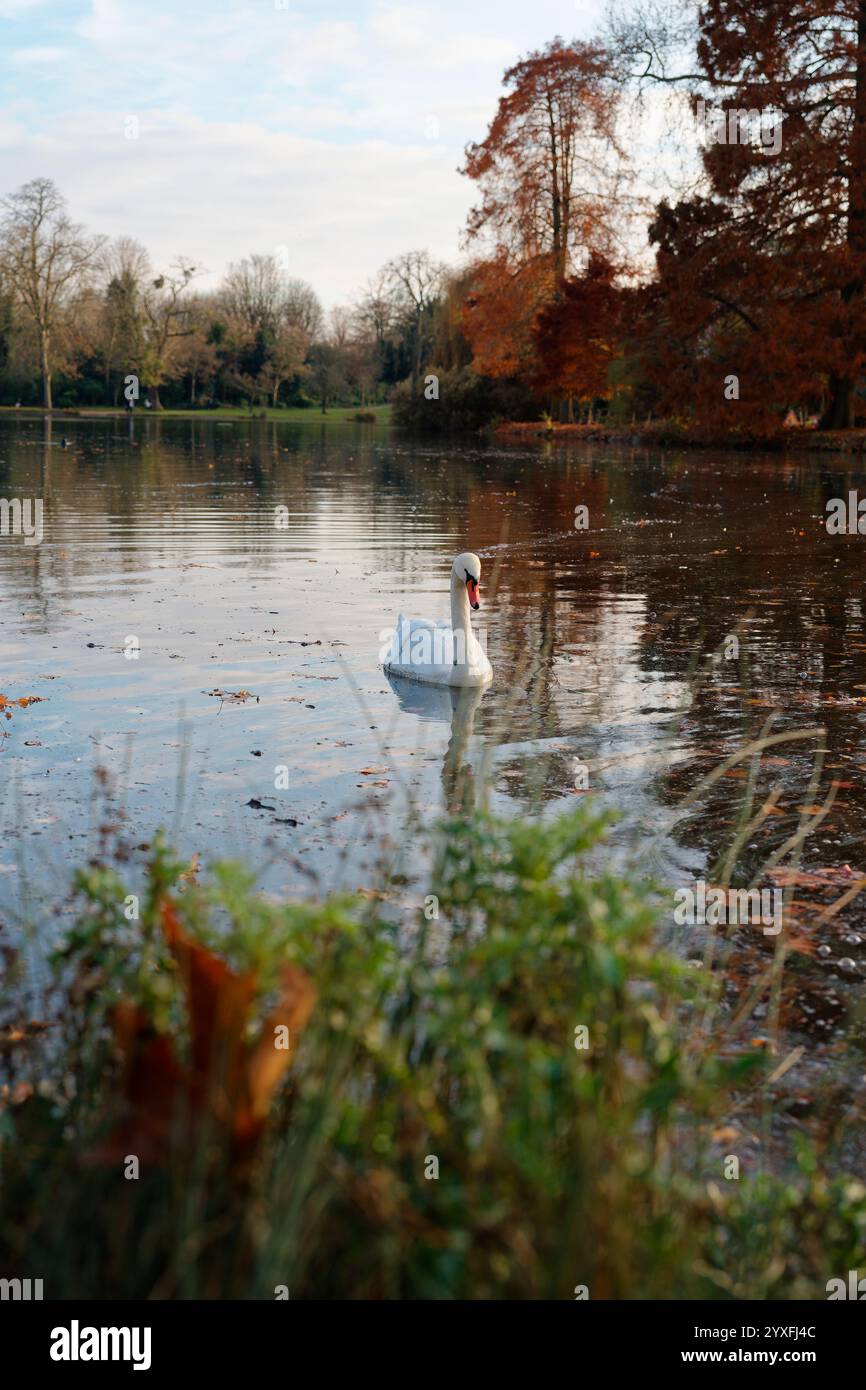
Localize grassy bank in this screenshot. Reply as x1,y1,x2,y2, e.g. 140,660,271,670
0,803,863,1299
494,420,866,452
0,404,392,425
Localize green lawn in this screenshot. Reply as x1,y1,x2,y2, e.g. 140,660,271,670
0,403,393,424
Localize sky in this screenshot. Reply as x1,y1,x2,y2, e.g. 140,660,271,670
0,0,612,308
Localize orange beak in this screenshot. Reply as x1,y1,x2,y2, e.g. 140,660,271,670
466,577,480,610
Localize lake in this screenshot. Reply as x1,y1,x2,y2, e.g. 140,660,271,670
2,415,866,1100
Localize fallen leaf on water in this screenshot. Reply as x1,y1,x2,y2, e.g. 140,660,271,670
781,935,816,956
0,1019,53,1051
177,853,200,890
0,693,45,721
769,865,856,889
203,688,259,706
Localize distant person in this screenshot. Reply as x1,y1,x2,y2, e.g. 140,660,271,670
144,397,152,409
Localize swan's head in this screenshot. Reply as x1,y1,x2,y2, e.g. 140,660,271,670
452,551,482,610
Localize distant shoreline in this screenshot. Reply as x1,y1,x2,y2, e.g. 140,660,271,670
0,404,392,425
493,420,866,453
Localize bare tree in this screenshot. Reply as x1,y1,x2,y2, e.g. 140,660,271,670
355,269,397,349
220,253,285,338
283,277,323,340
383,250,445,391
0,178,105,408
99,237,150,400
140,260,198,408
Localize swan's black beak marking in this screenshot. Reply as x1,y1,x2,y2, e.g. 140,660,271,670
465,570,480,611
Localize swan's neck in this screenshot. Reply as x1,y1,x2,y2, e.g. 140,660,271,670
450,572,472,664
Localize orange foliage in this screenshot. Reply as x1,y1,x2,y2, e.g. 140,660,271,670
462,255,554,379
89,898,316,1168
0,693,44,720
532,255,625,401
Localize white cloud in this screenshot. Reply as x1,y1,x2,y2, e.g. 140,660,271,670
10,47,66,65
371,4,514,67
278,20,361,86
0,111,471,307
0,0,631,304
0,0,50,14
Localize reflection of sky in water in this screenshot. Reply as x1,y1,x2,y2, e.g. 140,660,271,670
2,417,866,957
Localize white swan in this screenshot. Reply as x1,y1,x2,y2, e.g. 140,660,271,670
383,551,493,687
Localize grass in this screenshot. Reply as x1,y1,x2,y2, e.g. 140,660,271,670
0,403,393,425
1,800,863,1299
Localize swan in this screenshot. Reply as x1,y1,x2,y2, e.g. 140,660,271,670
382,551,493,687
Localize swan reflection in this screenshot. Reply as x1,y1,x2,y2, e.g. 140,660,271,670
385,672,487,813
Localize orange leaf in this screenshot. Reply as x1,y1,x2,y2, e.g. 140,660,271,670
246,963,317,1122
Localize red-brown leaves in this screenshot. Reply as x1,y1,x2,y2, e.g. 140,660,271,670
462,37,621,278
91,897,316,1168
0,693,44,720
532,255,625,402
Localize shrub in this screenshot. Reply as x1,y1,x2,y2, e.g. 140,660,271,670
0,806,861,1299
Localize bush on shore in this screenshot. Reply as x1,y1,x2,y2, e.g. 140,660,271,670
0,805,861,1298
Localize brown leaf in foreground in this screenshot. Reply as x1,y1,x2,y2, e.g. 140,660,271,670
88,896,316,1167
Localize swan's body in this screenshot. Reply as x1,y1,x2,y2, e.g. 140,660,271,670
383,551,493,688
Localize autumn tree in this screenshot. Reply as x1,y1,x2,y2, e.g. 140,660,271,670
613,0,866,429
171,293,219,404
0,178,104,408
532,254,626,416
462,38,624,283
462,254,554,380
459,38,629,416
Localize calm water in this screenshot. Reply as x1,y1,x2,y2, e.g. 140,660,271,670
3,416,866,1079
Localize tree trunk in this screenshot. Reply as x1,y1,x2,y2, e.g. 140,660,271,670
819,374,853,429
152,385,162,409
412,321,422,395
823,0,866,428
40,330,51,410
